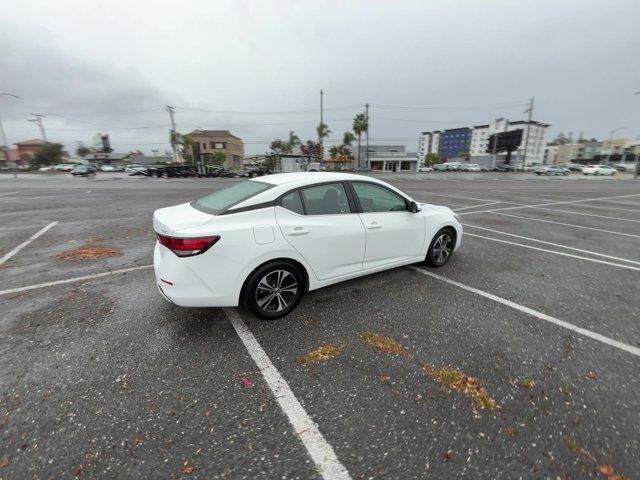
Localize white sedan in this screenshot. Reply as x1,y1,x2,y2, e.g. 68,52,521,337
582,165,617,176
153,173,462,319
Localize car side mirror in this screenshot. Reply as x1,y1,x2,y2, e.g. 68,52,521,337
409,201,420,213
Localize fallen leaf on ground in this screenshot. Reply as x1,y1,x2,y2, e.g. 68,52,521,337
181,465,198,474
0,456,9,468
242,377,253,388
599,465,615,476
520,378,536,390
56,242,122,261
380,375,391,382
560,386,572,396
301,344,342,365
586,371,597,380
361,332,410,356
423,364,497,414
505,426,519,437
564,436,581,455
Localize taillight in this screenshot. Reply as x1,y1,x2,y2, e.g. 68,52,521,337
157,234,220,257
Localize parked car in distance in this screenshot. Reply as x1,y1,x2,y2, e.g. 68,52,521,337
125,164,146,173
38,166,54,171
460,163,481,172
54,163,79,172
535,165,569,176
433,163,448,171
582,165,617,176
352,166,372,173
566,164,584,172
494,164,516,172
479,165,493,172
418,166,433,172
71,165,97,176
153,172,462,319
100,164,115,172
613,164,627,172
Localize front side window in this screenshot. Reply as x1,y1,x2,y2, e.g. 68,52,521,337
352,182,407,213
300,183,350,215
193,180,272,214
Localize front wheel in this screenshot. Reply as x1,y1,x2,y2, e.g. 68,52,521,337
425,228,455,267
243,261,305,320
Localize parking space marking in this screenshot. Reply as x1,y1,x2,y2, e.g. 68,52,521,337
564,203,640,213
493,212,640,239
0,221,59,265
409,267,640,358
464,232,640,271
530,207,640,223
0,265,153,296
223,308,352,480
458,193,640,216
463,224,640,265
0,191,18,197
454,202,500,212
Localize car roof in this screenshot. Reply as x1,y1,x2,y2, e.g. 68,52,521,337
254,172,359,186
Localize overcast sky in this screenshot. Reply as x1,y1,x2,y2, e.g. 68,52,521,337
1,0,639,155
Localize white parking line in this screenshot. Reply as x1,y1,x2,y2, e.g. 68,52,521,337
493,212,640,239
223,308,351,480
458,193,640,216
463,224,640,266
0,265,153,296
530,207,640,223
409,267,640,358
454,202,500,212
0,221,59,265
0,191,17,197
464,232,640,272
564,203,640,213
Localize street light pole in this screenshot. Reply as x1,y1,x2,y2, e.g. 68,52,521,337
28,114,48,142
521,97,534,170
1,93,21,179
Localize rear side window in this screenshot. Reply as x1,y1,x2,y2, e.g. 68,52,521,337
300,183,350,215
280,190,304,215
193,180,272,214
352,182,407,212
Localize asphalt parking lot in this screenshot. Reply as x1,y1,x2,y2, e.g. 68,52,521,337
1,172,639,479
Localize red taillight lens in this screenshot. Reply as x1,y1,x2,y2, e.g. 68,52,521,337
157,234,220,257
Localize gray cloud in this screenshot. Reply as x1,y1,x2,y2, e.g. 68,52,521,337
2,0,640,155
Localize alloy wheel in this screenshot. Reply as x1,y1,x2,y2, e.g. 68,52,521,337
432,233,453,265
255,270,298,313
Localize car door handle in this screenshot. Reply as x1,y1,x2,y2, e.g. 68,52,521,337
287,227,309,236
366,222,382,230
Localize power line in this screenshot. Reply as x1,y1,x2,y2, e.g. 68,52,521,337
372,100,529,111
173,104,361,115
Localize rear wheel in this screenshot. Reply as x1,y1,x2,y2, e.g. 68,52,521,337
243,261,305,320
425,228,455,267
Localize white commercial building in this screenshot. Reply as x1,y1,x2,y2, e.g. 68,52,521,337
417,131,441,161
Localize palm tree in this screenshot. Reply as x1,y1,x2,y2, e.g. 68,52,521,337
288,131,301,149
316,123,331,163
353,114,368,167
343,131,356,148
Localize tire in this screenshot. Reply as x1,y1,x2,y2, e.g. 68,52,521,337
243,261,305,320
425,228,455,268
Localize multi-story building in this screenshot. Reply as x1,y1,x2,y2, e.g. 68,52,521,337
555,143,583,165
417,131,442,160
187,130,245,169
420,118,549,165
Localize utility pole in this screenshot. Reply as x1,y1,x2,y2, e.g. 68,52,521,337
319,90,324,165
634,152,639,180
365,103,370,169
28,114,48,142
165,105,178,164
521,97,534,170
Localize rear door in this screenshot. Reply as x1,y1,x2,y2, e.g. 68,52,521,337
350,181,425,269
275,182,366,281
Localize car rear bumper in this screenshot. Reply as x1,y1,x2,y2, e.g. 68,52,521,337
153,242,239,307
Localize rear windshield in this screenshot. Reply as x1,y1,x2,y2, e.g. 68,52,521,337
192,180,272,215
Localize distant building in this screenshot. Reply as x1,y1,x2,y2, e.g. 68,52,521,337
555,143,583,165
187,130,245,169
83,152,135,164
419,118,550,166
359,145,417,172
12,138,53,163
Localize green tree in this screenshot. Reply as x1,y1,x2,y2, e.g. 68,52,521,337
343,132,356,149
316,123,332,141
210,151,226,166
352,114,368,167
548,132,571,146
424,152,441,166
76,145,91,157
34,143,64,165
270,139,292,155
300,140,322,160
459,152,471,159
288,131,301,149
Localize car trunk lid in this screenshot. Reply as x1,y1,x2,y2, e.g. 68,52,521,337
153,202,214,236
